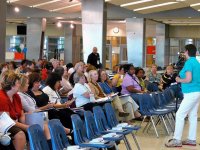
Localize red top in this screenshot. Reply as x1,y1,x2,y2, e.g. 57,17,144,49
0,90,22,120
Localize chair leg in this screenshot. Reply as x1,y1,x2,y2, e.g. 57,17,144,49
150,116,159,138
124,135,132,150
166,114,174,132
114,143,119,150
147,116,160,134
160,116,170,135
131,133,141,150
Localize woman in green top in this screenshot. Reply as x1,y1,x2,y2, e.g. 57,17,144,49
166,44,200,147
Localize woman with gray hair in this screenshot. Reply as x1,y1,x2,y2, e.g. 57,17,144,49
72,72,98,111
69,61,85,87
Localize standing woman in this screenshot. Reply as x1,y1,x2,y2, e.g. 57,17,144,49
165,44,200,147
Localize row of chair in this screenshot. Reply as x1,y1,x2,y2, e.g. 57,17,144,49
138,86,182,138
27,103,141,150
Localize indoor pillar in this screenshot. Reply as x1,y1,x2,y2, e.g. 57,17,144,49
126,18,145,67
82,0,106,66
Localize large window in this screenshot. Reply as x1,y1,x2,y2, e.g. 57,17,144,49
44,36,65,60
7,36,26,51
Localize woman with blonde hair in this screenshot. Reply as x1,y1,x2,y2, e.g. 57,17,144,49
88,70,129,117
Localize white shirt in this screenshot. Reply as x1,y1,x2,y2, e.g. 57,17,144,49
61,77,73,91
18,92,37,112
73,83,91,107
42,86,61,104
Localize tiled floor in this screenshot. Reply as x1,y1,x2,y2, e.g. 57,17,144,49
118,118,200,150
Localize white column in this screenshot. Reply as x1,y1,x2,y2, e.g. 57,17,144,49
156,23,168,67
126,18,145,67
82,0,105,65
26,18,46,60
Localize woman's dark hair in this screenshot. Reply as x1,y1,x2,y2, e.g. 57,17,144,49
9,61,17,69
185,44,197,57
135,67,145,75
119,65,125,71
46,72,62,90
54,67,64,77
28,72,41,89
66,63,74,71
21,59,27,66
124,64,134,73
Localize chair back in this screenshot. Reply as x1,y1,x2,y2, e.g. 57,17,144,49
147,82,159,92
138,93,154,115
104,103,119,128
93,106,110,132
27,124,50,150
84,111,100,140
48,119,70,150
163,88,175,103
71,114,89,145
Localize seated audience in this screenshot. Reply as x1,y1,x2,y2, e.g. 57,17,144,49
88,70,129,117
99,70,141,120
135,67,146,91
0,71,27,150
121,64,145,104
112,65,125,94
15,59,27,74
145,64,161,85
42,72,75,129
161,65,177,90
69,61,85,87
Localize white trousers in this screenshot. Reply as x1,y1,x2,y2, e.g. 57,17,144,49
173,92,200,141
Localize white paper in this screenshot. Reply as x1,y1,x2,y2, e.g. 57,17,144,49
0,112,16,134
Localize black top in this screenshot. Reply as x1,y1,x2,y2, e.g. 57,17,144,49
87,52,100,68
161,73,177,89
69,71,76,87
26,90,49,107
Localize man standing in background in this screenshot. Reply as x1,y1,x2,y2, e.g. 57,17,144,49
87,47,100,69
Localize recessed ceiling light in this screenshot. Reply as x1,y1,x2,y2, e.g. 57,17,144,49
70,24,74,29
190,3,200,7
32,0,62,7
56,22,62,28
121,0,153,7
52,3,81,11
14,7,20,12
133,2,178,11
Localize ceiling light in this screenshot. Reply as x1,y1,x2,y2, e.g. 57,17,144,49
70,24,74,29
176,0,186,1
188,17,191,18
133,2,178,11
32,0,62,7
190,3,200,7
105,0,111,2
8,0,20,3
51,3,81,11
14,7,20,12
121,0,153,7
57,22,62,28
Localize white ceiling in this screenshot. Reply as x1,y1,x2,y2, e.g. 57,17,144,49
6,0,200,25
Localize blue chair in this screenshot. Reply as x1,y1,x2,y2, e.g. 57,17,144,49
84,111,124,149
138,93,173,137
104,103,141,150
93,106,133,150
147,82,159,92
27,124,50,150
71,114,114,149
48,119,70,150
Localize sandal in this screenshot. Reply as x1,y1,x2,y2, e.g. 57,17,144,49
165,139,182,147
182,139,196,146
